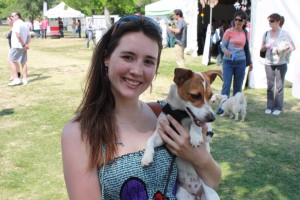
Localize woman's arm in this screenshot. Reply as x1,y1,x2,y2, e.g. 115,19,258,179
221,29,231,56
62,120,101,200
158,115,222,188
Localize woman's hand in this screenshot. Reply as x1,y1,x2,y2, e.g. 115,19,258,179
158,114,221,188
158,114,207,164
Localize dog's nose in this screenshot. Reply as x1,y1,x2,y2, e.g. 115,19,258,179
206,113,216,122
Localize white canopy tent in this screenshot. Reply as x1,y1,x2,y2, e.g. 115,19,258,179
145,0,199,56
145,0,183,16
44,2,85,18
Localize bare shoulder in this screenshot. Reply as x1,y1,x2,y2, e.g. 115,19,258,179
61,119,85,160
62,119,82,144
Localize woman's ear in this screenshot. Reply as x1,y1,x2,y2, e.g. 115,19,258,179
104,57,110,67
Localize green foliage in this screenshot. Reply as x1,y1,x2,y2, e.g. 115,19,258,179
63,0,158,16
0,0,160,19
0,0,56,20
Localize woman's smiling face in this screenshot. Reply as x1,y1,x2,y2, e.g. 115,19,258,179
105,31,159,100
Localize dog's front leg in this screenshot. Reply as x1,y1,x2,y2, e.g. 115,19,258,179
141,114,167,167
141,129,164,166
189,123,203,147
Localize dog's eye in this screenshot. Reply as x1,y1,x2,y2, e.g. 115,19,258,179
190,93,201,100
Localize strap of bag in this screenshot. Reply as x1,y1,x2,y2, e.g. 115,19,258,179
243,29,252,66
264,31,268,40
147,102,163,117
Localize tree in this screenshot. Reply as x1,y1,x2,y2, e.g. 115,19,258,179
0,0,56,20
63,0,159,16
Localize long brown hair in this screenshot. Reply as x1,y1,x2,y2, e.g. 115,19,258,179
74,15,163,170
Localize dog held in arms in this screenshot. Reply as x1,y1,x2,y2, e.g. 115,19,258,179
141,68,223,200
211,92,247,122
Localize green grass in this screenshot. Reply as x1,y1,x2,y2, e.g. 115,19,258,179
0,26,299,200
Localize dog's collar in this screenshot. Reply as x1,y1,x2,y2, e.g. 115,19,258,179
162,103,189,133
207,131,214,137
162,103,213,137
162,103,190,123
220,96,229,106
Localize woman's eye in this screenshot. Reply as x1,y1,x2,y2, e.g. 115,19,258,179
190,93,201,99
145,59,155,65
122,55,133,61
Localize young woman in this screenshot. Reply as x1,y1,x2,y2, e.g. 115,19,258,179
62,14,221,199
260,13,295,116
216,10,252,115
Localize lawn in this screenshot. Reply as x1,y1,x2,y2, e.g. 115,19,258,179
0,26,299,200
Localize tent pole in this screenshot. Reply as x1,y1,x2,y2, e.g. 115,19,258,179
209,5,212,64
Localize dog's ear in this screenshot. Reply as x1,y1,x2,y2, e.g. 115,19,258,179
204,70,223,84
173,68,193,86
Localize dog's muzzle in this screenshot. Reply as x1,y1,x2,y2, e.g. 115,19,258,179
186,107,215,126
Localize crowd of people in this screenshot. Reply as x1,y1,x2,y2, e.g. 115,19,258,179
5,10,295,109
214,10,295,117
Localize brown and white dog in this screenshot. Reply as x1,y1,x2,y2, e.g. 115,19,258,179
141,68,222,200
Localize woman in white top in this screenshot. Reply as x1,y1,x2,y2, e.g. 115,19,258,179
260,13,295,116
33,18,41,38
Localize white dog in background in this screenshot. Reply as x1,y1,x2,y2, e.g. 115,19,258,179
211,92,247,122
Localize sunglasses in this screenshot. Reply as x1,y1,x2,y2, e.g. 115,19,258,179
269,20,275,23
112,15,162,35
235,18,244,22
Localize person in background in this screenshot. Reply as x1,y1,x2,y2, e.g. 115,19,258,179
72,19,76,38
168,9,187,68
33,17,41,38
62,14,221,199
6,16,21,81
85,19,96,48
166,19,175,48
8,12,30,86
216,10,252,115
260,13,295,116
58,17,64,38
25,19,32,32
159,18,168,48
214,20,226,66
40,16,48,39
76,19,81,38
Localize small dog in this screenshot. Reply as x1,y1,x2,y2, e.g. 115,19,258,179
211,92,247,122
141,68,222,200
272,40,292,63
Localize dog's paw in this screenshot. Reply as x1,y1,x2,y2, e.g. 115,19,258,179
141,148,155,167
190,133,203,147
141,155,153,167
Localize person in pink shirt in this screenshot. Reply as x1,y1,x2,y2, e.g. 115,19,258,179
216,11,252,115
40,16,49,39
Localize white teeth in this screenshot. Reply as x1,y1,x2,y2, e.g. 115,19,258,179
125,78,140,86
